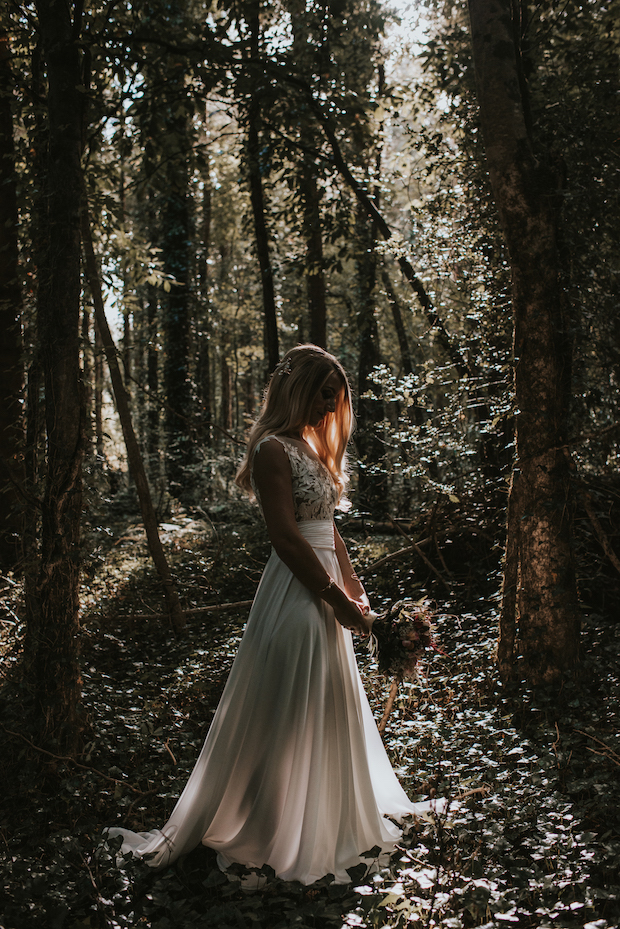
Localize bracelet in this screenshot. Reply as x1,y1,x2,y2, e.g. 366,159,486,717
320,577,336,593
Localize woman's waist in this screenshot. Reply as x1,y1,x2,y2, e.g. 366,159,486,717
295,518,335,549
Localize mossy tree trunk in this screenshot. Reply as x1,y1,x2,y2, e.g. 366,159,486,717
468,0,579,683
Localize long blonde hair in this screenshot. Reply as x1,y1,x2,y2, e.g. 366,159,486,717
236,345,354,500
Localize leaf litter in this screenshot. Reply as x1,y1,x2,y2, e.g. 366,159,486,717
0,504,619,928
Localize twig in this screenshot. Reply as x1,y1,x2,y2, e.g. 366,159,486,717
571,420,620,446
581,491,620,575
552,721,561,756
378,678,400,735
388,515,451,588
455,785,490,799
368,543,419,571
164,739,177,765
81,852,116,929
1,725,145,793
574,728,620,764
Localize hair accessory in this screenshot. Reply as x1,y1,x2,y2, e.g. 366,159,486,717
320,577,336,593
277,357,292,376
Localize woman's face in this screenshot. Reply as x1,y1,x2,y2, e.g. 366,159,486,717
308,370,343,428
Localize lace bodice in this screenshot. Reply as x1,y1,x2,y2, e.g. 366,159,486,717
251,436,338,522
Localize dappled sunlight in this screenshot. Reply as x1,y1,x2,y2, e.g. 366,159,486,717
1,517,619,926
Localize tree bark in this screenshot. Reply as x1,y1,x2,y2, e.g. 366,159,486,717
94,320,104,460
0,29,25,568
196,173,213,447
145,284,161,479
381,267,413,376
355,201,387,517
246,1,279,373
22,39,47,660
468,0,579,683
81,205,186,635
161,109,192,495
299,160,327,348
247,102,279,372
33,0,84,752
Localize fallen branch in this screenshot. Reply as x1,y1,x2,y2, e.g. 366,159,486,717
122,600,253,620
580,491,620,576
367,543,421,572
1,725,145,794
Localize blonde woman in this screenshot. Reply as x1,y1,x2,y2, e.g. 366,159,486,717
106,345,433,886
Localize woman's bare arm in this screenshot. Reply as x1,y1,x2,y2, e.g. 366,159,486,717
253,439,371,635
334,528,369,611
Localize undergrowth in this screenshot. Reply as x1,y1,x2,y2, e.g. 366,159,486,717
0,502,619,928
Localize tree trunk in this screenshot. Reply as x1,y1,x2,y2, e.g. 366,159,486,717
355,202,387,516
82,204,186,635
161,134,192,495
300,161,327,348
33,0,84,752
196,174,213,447
146,284,161,480
220,353,232,431
246,2,279,373
0,29,25,568
81,300,94,457
94,320,104,460
468,0,579,683
381,267,413,376
22,40,47,657
247,104,279,373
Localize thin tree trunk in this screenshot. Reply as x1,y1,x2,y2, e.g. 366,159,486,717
162,147,192,494
81,205,186,635
381,267,413,376
94,322,104,460
220,353,232,431
33,0,84,752
300,161,327,348
0,29,25,568
468,0,579,683
146,284,160,478
196,174,213,447
81,300,94,456
247,104,279,372
246,2,279,373
355,201,387,516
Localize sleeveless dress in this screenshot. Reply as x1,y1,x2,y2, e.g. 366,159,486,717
105,436,432,884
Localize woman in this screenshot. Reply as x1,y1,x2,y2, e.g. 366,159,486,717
105,345,433,885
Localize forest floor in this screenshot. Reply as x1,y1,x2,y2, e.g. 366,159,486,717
1,492,620,929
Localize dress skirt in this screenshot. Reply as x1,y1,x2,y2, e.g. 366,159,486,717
105,519,425,885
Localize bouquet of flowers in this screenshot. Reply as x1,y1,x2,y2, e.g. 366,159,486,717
368,599,442,734
369,598,438,680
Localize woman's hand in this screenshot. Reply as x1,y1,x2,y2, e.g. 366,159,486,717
334,597,373,637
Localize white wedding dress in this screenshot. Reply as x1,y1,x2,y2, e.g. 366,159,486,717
105,436,435,884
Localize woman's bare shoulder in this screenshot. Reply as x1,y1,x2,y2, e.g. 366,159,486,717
253,435,291,470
